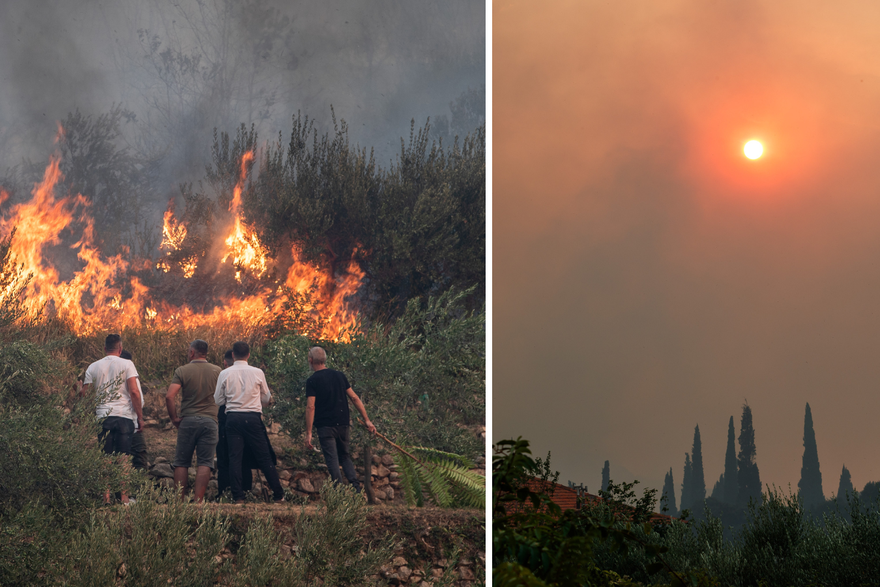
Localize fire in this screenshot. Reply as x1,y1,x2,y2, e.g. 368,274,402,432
0,151,364,341
161,206,187,250
221,151,268,282
158,201,198,277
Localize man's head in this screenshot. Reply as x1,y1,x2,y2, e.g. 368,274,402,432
232,341,250,361
307,346,326,371
189,339,208,360
105,334,122,355
120,350,133,361
223,350,234,369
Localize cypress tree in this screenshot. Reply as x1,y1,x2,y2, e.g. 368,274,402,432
691,425,706,505
737,403,762,507
798,402,824,508
681,453,693,512
601,460,610,492
710,473,724,501
662,468,678,516
837,465,854,501
723,416,738,504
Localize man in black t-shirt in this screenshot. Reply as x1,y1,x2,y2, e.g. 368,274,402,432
304,346,376,491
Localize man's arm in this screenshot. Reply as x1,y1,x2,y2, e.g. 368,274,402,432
346,388,376,434
128,377,144,432
304,396,316,450
165,383,182,428
259,377,272,407
213,375,226,406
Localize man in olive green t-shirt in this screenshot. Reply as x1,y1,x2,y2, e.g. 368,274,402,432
166,339,222,502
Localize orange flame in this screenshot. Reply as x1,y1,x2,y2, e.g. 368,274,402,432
221,151,268,282
0,152,363,341
161,207,187,251
158,201,197,277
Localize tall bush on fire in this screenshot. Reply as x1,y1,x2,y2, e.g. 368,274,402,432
174,114,484,318
251,114,485,316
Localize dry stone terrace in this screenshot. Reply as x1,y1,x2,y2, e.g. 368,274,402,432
134,380,486,586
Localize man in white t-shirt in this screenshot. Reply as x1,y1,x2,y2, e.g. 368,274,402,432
82,334,144,460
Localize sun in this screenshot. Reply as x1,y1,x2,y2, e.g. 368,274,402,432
744,140,763,160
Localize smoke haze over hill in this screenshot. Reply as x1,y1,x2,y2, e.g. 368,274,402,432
0,0,484,190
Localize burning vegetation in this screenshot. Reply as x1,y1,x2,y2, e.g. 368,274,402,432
0,148,364,341
0,113,484,347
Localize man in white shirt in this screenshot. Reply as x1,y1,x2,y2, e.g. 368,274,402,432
214,341,284,503
82,334,143,504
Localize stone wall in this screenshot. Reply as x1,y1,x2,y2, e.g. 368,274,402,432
135,386,486,585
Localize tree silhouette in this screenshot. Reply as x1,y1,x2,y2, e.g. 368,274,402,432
691,425,706,507
710,473,724,501
662,468,678,517
681,453,693,512
737,402,762,507
798,402,824,508
723,415,738,505
837,464,854,501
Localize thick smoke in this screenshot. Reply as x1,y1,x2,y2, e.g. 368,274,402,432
496,0,880,495
0,0,484,199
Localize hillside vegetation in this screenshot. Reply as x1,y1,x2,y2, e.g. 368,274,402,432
0,120,485,585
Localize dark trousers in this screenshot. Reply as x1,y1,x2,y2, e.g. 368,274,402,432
130,430,148,470
226,412,283,501
317,425,360,491
216,406,252,494
99,416,134,456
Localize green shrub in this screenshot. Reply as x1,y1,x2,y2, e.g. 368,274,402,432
232,515,284,587
269,287,485,460
0,399,124,519
61,484,231,587
0,340,54,407
289,482,394,585
0,503,59,586
0,392,131,584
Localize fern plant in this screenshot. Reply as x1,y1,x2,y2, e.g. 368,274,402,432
369,425,484,508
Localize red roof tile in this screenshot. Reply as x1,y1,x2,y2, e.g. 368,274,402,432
502,477,677,524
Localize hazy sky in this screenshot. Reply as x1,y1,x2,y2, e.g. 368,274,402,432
494,0,880,499
0,0,484,181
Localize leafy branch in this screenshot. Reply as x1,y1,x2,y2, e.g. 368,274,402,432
364,421,484,509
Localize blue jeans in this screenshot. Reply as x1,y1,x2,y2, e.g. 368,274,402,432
317,425,360,491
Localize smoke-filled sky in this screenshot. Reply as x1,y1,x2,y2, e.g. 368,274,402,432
495,0,880,499
0,0,484,187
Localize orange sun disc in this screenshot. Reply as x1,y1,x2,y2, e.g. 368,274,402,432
744,140,763,160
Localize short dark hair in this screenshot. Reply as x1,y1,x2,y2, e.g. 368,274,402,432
105,334,122,352
232,341,249,360
120,350,132,360
190,339,208,357
224,350,234,363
